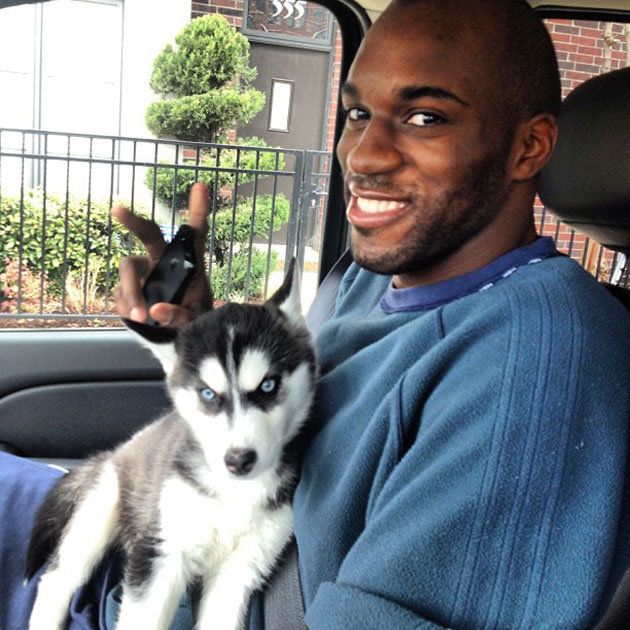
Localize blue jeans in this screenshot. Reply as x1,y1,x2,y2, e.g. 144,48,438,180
0,452,195,630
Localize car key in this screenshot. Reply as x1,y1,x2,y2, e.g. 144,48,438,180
142,224,198,325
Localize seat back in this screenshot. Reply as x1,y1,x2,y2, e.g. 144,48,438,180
539,66,630,253
540,67,630,629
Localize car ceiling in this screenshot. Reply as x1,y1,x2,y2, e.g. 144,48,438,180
357,0,630,22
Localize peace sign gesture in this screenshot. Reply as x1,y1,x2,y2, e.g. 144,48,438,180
112,182,213,326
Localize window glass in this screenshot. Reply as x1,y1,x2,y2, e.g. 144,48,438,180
244,0,333,43
539,18,630,287
0,0,342,328
268,80,294,132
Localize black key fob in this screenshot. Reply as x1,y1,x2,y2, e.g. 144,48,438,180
142,225,197,325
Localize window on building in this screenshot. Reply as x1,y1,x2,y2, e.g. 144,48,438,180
243,0,334,47
268,79,294,132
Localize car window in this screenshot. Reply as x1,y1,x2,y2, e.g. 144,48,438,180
0,0,342,328
2,6,628,330
539,16,630,287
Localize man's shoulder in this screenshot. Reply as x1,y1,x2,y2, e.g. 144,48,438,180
334,254,630,347
334,261,391,313
438,256,630,372
504,255,629,329
448,255,628,326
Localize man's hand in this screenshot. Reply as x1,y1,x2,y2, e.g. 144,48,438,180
112,182,213,327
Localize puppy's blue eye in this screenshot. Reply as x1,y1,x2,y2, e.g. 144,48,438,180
259,377,278,394
199,388,217,402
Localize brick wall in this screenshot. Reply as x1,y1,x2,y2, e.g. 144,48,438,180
547,19,629,97
325,28,343,152
192,0,244,27
536,19,629,281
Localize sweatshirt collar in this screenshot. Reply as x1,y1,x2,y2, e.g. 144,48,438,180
380,237,560,313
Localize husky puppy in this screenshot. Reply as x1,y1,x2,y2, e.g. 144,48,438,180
26,262,317,630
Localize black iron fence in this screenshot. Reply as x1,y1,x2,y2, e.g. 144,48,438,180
0,128,331,325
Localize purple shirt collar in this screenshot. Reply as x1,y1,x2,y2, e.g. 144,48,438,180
380,237,560,313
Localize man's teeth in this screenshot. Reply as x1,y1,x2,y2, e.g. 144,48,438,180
356,197,405,213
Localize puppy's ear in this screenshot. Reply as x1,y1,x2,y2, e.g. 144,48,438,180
267,258,304,328
123,319,178,374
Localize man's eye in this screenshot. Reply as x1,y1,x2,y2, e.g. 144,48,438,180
407,112,445,127
345,107,369,122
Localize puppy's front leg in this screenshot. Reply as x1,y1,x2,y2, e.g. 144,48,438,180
29,462,119,630
116,550,187,630
197,505,293,630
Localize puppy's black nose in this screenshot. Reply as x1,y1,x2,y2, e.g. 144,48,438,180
224,448,257,476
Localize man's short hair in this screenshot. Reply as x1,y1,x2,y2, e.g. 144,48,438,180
498,0,562,120
390,0,561,123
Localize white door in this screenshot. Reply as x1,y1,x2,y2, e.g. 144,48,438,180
40,0,123,197
40,0,123,136
0,0,123,196
0,3,38,191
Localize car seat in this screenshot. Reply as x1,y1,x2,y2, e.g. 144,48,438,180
539,65,630,630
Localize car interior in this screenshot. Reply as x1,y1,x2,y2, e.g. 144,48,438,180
0,0,629,627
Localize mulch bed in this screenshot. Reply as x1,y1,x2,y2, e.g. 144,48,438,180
0,318,123,329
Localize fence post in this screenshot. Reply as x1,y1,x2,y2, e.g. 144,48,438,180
286,150,304,266
295,151,316,282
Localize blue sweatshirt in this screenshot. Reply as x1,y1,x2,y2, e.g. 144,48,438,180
293,238,630,628
2,239,629,629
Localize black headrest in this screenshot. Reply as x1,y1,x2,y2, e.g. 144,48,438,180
539,67,630,253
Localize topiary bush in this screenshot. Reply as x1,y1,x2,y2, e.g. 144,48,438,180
146,137,285,210
210,249,278,303
144,136,292,301
146,90,265,143
206,193,290,301
144,15,292,302
146,15,265,142
211,193,290,263
149,14,256,95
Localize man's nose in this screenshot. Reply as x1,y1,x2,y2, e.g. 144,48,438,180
224,448,258,476
346,119,404,176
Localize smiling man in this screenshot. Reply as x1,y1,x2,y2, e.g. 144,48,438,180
338,0,559,288
2,0,630,629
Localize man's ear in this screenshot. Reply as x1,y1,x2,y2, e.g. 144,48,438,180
123,318,178,374
267,258,304,327
511,113,559,182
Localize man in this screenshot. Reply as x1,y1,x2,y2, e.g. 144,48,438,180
2,0,629,627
